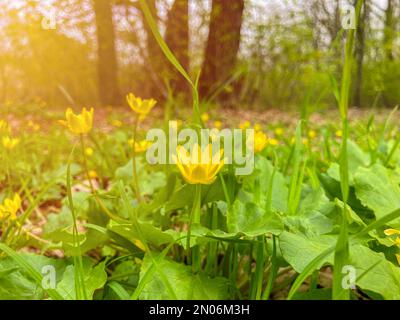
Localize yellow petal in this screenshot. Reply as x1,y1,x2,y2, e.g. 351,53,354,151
384,229,400,236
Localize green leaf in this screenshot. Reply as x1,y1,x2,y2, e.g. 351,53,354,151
0,254,67,300
56,259,107,300
115,160,166,196
0,244,65,300
107,281,131,300
165,181,226,212
138,255,230,300
242,157,288,212
279,231,336,273
354,164,400,226
327,140,370,185
350,244,400,300
284,187,334,236
292,288,333,300
108,221,175,247
227,194,283,236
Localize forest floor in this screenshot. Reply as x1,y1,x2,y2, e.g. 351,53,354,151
3,104,396,134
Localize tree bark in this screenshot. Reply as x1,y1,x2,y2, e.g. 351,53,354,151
93,0,120,106
165,0,190,96
142,0,167,86
199,0,245,102
384,0,394,61
354,0,368,107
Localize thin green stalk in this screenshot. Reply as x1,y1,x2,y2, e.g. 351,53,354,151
219,174,231,207
385,134,400,166
80,135,96,193
66,144,87,300
138,0,202,126
80,135,125,223
333,0,364,300
89,133,113,175
5,150,11,189
262,236,278,300
131,116,142,203
252,236,266,300
205,203,219,275
229,244,239,299
187,184,202,270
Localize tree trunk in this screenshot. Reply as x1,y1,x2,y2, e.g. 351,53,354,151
142,0,168,89
384,0,394,61
354,0,368,107
165,0,190,96
199,0,245,102
93,0,120,106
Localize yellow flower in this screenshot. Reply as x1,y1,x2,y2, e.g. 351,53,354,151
88,170,98,179
239,121,251,130
268,138,279,146
384,228,400,265
85,147,94,156
308,130,317,139
2,136,20,150
335,130,343,138
111,119,123,127
0,120,11,133
27,120,40,131
252,131,268,153
0,194,21,220
275,128,284,136
126,93,157,120
129,139,153,153
174,143,224,185
254,123,263,132
384,229,400,236
201,112,210,123
60,107,94,135
214,120,222,130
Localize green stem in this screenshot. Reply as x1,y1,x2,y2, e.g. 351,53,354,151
251,236,266,300
80,135,96,193
5,151,11,189
205,203,219,275
89,133,113,176
132,116,142,203
262,235,278,300
66,144,87,300
80,135,125,223
186,184,202,270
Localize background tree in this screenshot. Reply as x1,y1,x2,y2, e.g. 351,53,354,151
354,0,369,107
384,0,395,61
0,0,399,109
93,0,120,106
165,0,190,97
199,0,245,103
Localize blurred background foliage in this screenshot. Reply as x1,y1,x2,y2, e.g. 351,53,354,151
0,0,398,111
